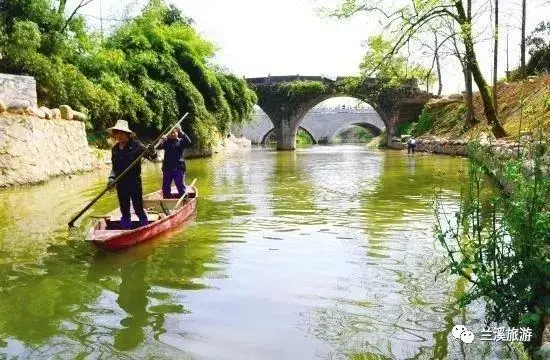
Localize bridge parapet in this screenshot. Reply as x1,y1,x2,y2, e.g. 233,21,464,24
246,75,331,85
309,108,378,114
246,75,420,91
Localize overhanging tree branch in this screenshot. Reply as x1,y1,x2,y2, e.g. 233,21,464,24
60,0,96,34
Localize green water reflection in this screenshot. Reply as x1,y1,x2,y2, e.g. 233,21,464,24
0,146,505,359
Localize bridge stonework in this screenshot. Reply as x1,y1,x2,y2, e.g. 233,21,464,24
234,108,386,145
246,75,433,150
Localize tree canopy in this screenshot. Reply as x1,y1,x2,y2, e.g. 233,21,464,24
360,35,435,89
0,0,257,148
326,0,507,137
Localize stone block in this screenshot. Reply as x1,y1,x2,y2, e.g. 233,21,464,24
51,108,61,120
7,100,30,115
27,107,46,119
448,93,464,100
72,110,86,121
59,105,73,120
536,343,550,359
39,106,53,120
0,101,6,113
426,98,461,107
0,74,37,108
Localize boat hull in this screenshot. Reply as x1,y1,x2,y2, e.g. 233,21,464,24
88,186,197,251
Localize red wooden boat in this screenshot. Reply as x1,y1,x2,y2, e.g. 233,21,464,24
85,185,197,251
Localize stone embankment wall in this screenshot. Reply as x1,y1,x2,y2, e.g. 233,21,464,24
389,134,549,190
0,114,94,187
0,73,107,187
0,74,37,108
389,134,545,161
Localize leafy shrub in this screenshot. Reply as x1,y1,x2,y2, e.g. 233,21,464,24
413,107,432,136
397,121,416,135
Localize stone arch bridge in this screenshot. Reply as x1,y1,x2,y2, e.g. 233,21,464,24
235,107,385,145
244,75,434,150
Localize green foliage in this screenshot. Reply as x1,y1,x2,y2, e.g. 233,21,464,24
360,35,434,89
508,21,550,80
527,21,550,56
334,126,373,143
87,133,110,149
544,92,550,112
435,139,550,353
265,127,314,146
412,103,469,137
295,128,315,145
255,80,331,120
413,107,433,136
0,0,257,149
397,121,416,136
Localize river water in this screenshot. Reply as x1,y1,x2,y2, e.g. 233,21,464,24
0,145,509,359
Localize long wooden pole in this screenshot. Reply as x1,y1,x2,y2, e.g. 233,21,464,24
172,178,197,213
68,113,189,228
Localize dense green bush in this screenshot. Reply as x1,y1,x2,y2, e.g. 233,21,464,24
397,121,416,136
413,107,432,136
0,0,257,148
295,128,315,145
255,80,329,121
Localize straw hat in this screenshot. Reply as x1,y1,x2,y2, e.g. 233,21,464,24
106,120,135,135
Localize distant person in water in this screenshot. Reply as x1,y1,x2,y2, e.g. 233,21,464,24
158,124,192,199
106,120,157,229
407,136,416,155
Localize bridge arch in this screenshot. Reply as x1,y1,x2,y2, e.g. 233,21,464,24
232,105,275,144
290,93,390,137
261,126,316,146
296,96,386,144
330,122,383,142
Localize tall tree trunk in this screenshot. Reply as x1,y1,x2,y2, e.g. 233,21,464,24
493,0,499,116
455,0,507,138
426,72,430,92
435,34,443,95
464,65,475,125
58,0,67,14
506,29,510,82
469,49,507,137
465,0,475,125
520,0,526,79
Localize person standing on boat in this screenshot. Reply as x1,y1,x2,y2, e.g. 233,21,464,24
106,120,157,229
157,124,192,198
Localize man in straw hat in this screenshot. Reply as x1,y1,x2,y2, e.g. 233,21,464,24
106,120,157,229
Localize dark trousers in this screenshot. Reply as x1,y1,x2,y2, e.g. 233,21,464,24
162,168,185,198
116,178,148,229
408,143,416,154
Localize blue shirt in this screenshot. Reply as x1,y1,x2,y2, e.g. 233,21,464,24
161,133,192,171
